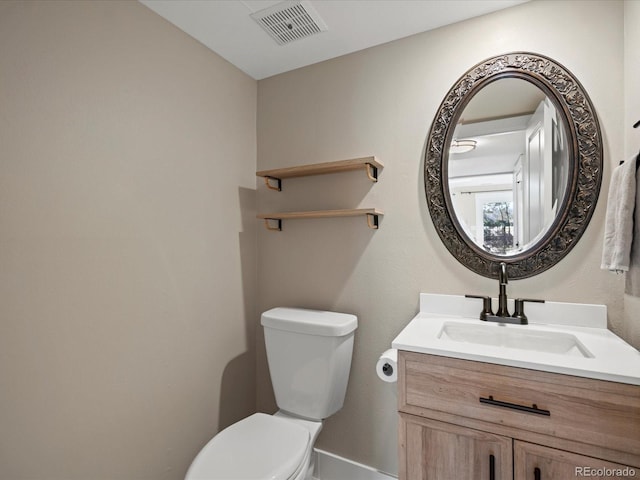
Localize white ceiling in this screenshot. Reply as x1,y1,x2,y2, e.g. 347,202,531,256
139,0,528,80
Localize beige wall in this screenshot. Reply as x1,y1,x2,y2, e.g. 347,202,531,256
257,0,626,475
624,1,640,348
0,1,257,479
0,0,635,478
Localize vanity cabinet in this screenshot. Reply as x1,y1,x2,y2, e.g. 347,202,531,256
398,351,640,480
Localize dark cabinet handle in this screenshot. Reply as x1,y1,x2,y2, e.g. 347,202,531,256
489,454,495,480
480,396,550,416
534,467,541,480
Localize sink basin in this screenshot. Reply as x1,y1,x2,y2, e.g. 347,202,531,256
438,321,594,358
391,294,640,385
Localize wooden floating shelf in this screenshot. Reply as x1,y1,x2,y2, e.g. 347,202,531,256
256,156,383,191
257,208,383,231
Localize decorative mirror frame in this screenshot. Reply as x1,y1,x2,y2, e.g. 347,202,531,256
424,52,602,279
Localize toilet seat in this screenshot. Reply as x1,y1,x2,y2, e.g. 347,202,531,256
185,413,310,480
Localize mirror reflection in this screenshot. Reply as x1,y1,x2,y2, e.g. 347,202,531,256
447,78,570,256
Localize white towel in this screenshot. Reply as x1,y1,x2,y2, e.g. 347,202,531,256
601,157,638,272
627,158,640,296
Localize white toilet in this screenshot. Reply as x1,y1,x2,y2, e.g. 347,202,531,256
185,307,358,480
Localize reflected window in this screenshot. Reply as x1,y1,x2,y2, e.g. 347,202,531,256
482,200,514,254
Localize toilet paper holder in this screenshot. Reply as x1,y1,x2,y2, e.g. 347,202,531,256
376,348,398,383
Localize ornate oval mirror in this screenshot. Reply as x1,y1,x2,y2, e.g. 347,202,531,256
425,52,602,279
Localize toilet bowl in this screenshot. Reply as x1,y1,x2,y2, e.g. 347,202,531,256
185,412,322,480
185,307,357,480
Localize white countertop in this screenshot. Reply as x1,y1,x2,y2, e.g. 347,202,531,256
392,294,640,385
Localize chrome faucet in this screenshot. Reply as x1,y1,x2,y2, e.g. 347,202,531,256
465,262,544,325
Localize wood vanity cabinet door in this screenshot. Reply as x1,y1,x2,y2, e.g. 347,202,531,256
514,441,638,480
400,413,512,480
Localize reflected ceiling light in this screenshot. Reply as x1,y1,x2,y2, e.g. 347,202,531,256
450,139,477,154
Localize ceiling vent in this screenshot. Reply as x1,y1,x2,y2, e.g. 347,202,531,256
251,1,328,46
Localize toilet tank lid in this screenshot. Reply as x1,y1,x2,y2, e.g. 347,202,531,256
261,307,357,337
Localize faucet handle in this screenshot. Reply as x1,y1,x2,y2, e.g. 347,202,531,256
512,298,545,324
465,294,494,321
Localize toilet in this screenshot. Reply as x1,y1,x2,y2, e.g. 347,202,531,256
185,307,358,480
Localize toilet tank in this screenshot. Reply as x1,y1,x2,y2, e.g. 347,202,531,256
261,307,357,421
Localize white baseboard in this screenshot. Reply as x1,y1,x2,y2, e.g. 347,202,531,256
312,448,397,480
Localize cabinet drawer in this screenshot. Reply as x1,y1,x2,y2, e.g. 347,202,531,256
399,352,640,457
